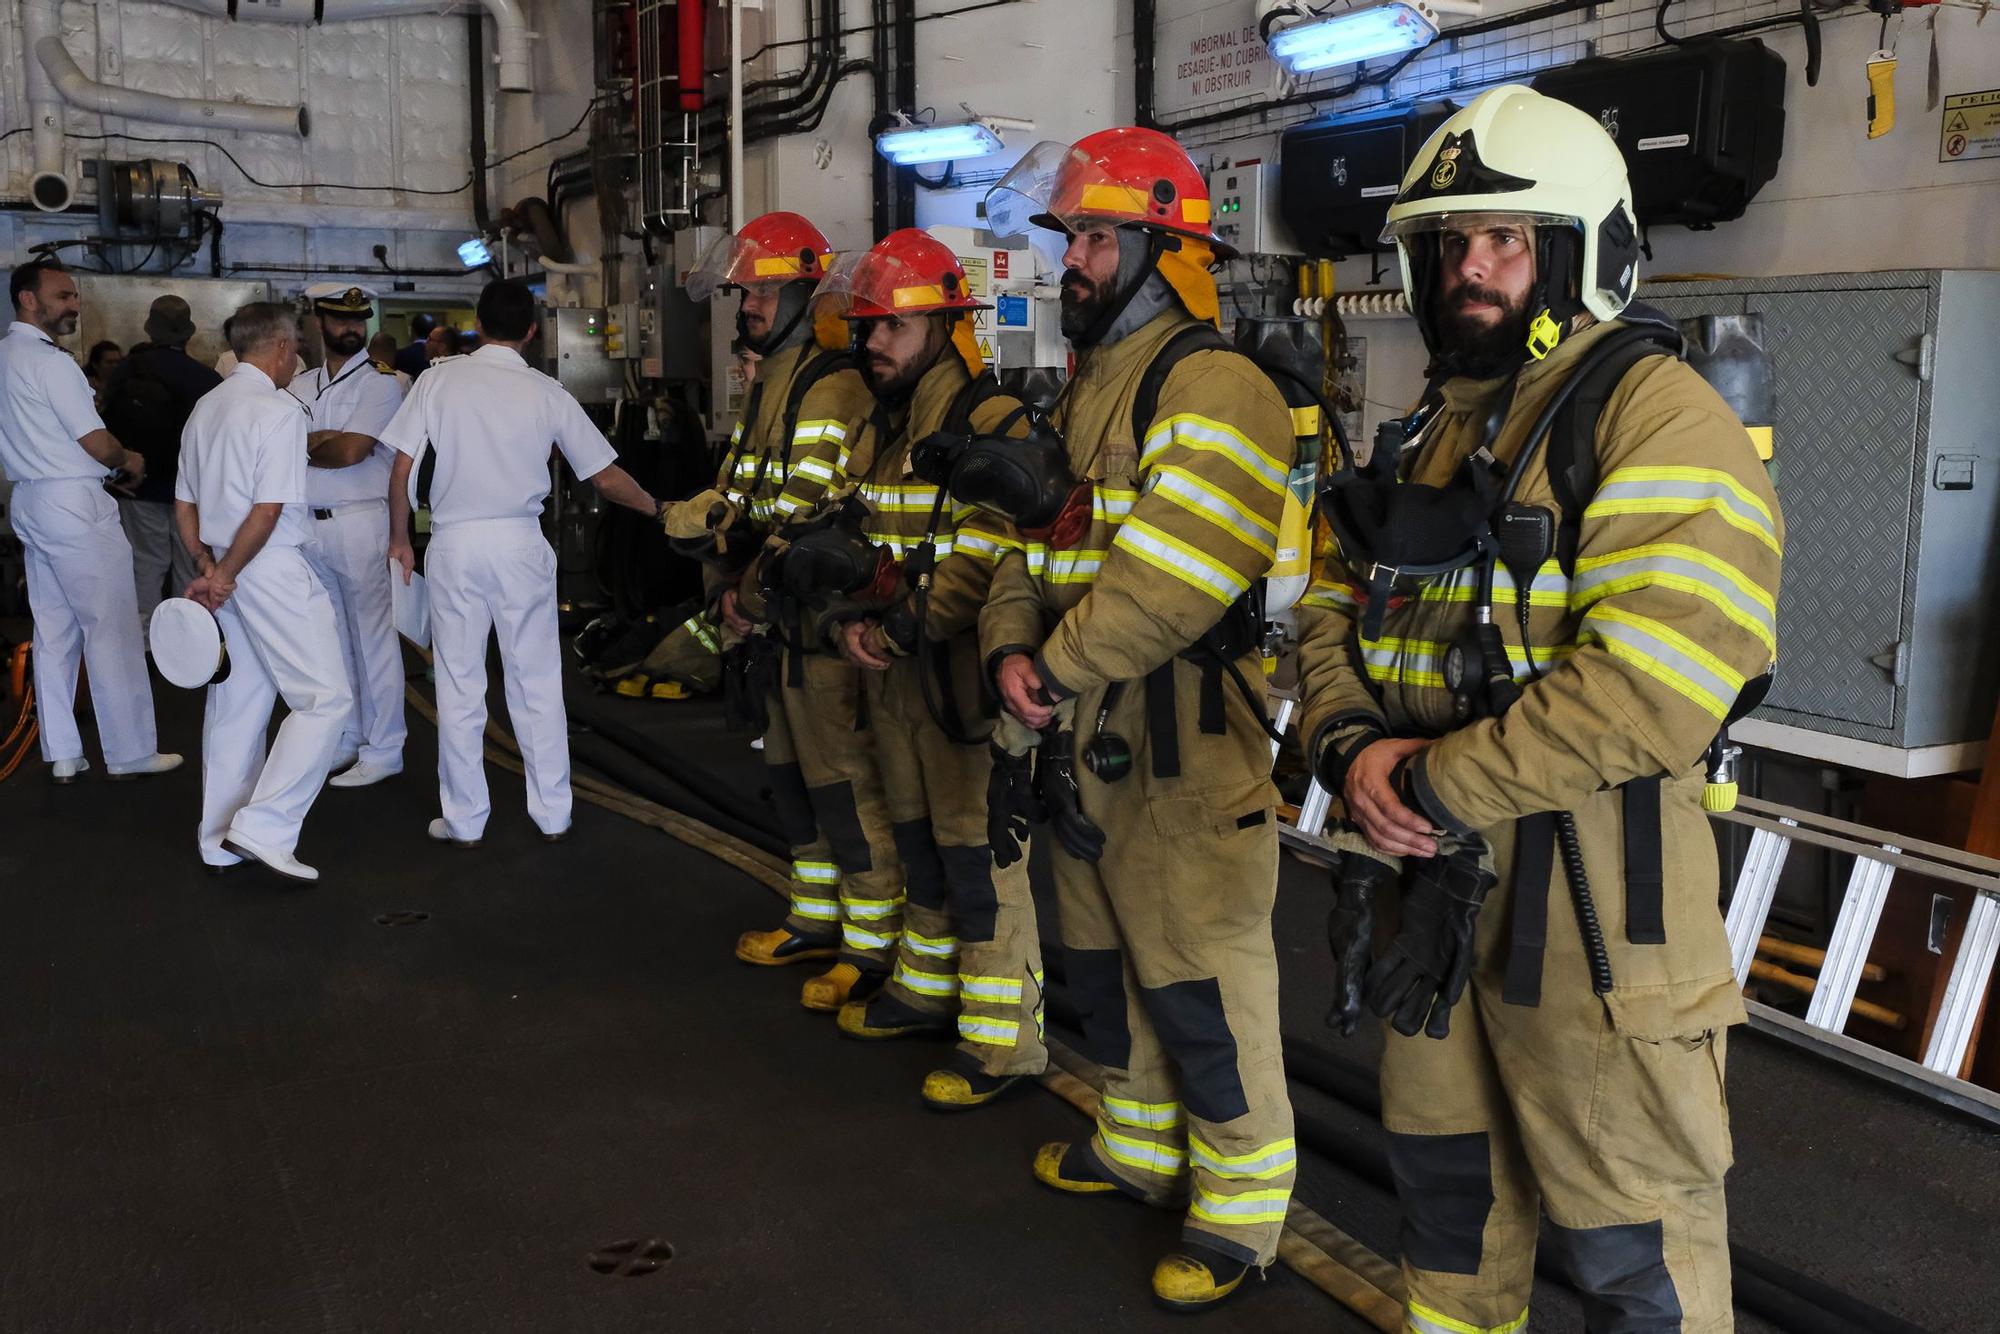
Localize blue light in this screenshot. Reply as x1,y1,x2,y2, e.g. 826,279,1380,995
458,236,492,267
874,119,1006,166
1267,2,1439,73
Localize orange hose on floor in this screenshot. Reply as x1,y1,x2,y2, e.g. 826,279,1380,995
0,720,38,783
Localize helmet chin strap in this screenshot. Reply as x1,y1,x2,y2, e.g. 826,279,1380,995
1410,226,1590,382
736,282,812,357
1070,229,1169,349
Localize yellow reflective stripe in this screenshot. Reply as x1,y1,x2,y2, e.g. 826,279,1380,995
791,860,839,885
1187,1185,1291,1225
1147,464,1278,557
1406,1300,1530,1334
1416,561,1570,608
842,894,905,921
1101,1095,1184,1130
1113,517,1250,605
1299,575,1362,610
902,930,958,958
1096,485,1141,520
858,481,945,513
959,1015,1020,1045
1094,1128,1187,1177
1572,542,1777,653
1189,1134,1298,1180
790,893,840,920
1587,465,1780,553
955,530,1008,562
893,960,958,996
842,922,899,950
1581,603,1745,720
1141,413,1289,496
792,457,838,482
958,974,1023,1003
893,283,946,308
793,418,847,443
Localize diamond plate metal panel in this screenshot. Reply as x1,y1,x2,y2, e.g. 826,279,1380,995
1749,286,1927,727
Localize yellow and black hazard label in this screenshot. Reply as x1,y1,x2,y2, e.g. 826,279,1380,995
1940,88,2000,164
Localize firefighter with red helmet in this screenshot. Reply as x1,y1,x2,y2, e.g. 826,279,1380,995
965,129,1300,1309
760,229,1049,1106
665,213,895,1010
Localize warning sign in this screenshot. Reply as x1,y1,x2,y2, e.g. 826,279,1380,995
1939,89,2000,163
1153,2,1281,117
961,255,989,298
992,249,1011,280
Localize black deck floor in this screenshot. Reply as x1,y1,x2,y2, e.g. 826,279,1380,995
1,652,1994,1332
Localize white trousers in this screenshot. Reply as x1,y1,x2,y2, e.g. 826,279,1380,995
200,545,350,866
118,496,201,648
10,479,158,768
427,518,570,840
302,500,407,767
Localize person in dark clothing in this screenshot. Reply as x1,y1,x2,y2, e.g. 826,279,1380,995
393,313,437,379
100,294,223,645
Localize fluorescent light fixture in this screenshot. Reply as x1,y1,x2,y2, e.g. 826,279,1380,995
874,118,1007,167
1267,1,1440,73
458,236,492,268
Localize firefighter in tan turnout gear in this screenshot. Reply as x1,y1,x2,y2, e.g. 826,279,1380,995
664,213,895,1013
968,128,1300,1311
1295,86,1783,1334
762,228,1048,1110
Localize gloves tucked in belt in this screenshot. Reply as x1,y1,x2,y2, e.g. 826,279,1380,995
986,741,1043,869
722,635,780,733
1033,719,1105,863
1325,835,1399,1037
1365,834,1495,1039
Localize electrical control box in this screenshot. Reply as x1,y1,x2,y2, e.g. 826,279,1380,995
540,306,623,404
1206,162,1299,257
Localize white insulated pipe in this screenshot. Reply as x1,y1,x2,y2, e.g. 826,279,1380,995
21,0,71,211
36,38,308,139
146,0,537,93
729,0,746,230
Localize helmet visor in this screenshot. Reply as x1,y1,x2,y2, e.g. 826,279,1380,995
813,247,984,319
684,230,826,303
1380,209,1579,246
983,140,1080,241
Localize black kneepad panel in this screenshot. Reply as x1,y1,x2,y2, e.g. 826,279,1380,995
764,761,818,848
1546,1218,1682,1330
1385,1131,1494,1275
1064,947,1132,1071
1139,977,1249,1124
807,780,872,873
891,819,949,911
937,844,999,943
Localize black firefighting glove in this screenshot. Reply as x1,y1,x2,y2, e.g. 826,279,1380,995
1364,834,1495,1039
986,743,1042,869
1034,724,1105,863
1325,840,1399,1037
722,634,779,734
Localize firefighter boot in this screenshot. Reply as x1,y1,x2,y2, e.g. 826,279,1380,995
801,962,884,1012
735,925,839,967
1152,1244,1252,1313
921,1049,1025,1112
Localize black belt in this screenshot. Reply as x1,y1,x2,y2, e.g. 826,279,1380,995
312,508,334,519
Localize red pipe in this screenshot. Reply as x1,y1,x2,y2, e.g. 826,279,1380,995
677,0,706,112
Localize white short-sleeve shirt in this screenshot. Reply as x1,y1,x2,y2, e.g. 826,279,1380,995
292,354,407,506
377,343,617,527
176,364,313,551
0,321,108,483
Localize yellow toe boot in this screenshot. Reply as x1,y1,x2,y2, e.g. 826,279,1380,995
734,926,839,967
800,962,883,1012
1032,1140,1119,1196
1151,1248,1251,1313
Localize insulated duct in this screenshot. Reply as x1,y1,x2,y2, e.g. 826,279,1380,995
35,37,308,140
20,0,74,211
146,0,536,92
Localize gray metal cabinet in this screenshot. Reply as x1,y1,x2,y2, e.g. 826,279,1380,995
1643,270,2000,753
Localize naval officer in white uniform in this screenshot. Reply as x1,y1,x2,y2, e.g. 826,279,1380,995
293,283,408,788
381,280,661,847
176,302,350,882
0,259,179,783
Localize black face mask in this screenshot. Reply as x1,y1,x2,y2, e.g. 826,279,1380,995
1431,280,1531,379
324,328,367,357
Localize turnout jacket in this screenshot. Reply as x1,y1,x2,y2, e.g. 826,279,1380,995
1295,318,1784,1020
702,335,872,605
968,307,1296,815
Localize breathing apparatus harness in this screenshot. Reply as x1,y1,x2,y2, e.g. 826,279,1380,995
1326,308,1771,1005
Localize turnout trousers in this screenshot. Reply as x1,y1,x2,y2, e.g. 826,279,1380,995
10,479,159,768
1058,661,1297,1268
869,655,1047,1078
1380,794,1738,1334
199,545,348,866
760,651,905,971
302,499,407,768
426,518,569,840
